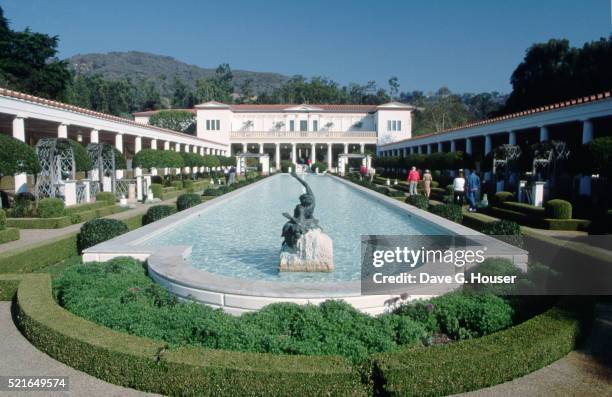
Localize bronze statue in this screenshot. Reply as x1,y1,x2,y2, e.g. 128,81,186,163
282,172,319,251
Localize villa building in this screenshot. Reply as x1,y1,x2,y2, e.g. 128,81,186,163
133,101,414,170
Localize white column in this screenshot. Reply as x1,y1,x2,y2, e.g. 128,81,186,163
163,141,170,175
580,119,595,195
134,136,143,199
437,142,443,152
465,138,472,154
259,143,264,154
417,146,423,154
343,143,348,154
199,147,205,156
291,143,297,165
327,144,332,171
58,123,68,139
275,143,280,171
450,140,456,152
508,131,517,146
360,143,365,154
539,126,549,142
115,133,124,179
427,144,432,154
242,143,247,154
311,143,316,162
150,138,157,149
484,135,492,155
12,116,28,194
90,129,99,144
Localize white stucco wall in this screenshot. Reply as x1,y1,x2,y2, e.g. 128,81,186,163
376,109,412,145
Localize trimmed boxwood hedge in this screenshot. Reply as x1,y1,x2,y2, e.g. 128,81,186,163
429,203,463,223
15,274,366,397
545,199,572,220
0,213,145,275
95,192,116,204
37,198,66,218
0,227,20,244
176,193,202,211
371,306,586,397
6,216,73,229
0,209,6,229
143,205,177,225
406,194,429,210
150,183,163,199
77,218,129,251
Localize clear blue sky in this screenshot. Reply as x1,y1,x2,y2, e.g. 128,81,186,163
3,0,611,94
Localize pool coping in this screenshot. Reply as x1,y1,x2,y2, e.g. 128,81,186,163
83,173,528,315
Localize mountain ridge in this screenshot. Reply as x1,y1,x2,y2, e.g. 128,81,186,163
65,51,289,97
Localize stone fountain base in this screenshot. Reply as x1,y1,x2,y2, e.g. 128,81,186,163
279,229,334,272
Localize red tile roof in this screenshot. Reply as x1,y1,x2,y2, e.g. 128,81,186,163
0,88,220,144
133,109,196,116
381,91,612,147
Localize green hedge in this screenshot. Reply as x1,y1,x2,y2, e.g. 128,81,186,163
95,192,116,204
0,209,6,230
38,198,66,218
0,214,145,274
539,218,591,231
68,205,123,224
15,274,366,397
545,199,572,220
6,216,73,229
371,307,585,397
77,218,129,251
0,274,23,300
502,201,546,218
150,183,163,199
65,201,113,215
0,227,19,244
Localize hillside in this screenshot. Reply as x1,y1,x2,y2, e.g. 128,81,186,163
65,51,289,97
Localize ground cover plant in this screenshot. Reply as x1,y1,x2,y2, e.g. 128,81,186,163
52,257,539,364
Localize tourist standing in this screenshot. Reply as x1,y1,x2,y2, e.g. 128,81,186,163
407,166,420,196
452,171,466,205
422,169,432,198
466,170,480,212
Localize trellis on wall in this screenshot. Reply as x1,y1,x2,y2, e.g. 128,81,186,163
34,138,75,200
86,143,116,194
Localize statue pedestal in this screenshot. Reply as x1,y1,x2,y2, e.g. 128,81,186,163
279,229,334,272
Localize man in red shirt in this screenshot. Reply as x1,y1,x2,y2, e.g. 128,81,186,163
407,166,420,196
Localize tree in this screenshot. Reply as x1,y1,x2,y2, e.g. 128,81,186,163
238,78,254,103
388,76,399,99
149,110,195,133
418,87,471,133
0,6,71,99
195,63,234,103
0,135,40,187
68,139,93,172
502,36,612,113
172,76,196,108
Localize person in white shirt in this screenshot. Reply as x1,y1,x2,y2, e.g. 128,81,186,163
452,171,466,205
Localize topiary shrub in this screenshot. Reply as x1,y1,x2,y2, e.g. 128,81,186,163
37,198,65,218
143,205,176,225
151,175,163,185
545,199,572,220
95,192,116,204
388,190,405,198
9,193,36,218
430,204,463,223
171,180,183,190
176,194,202,211
311,162,328,173
0,209,6,230
78,218,128,251
493,191,515,206
150,183,163,199
406,194,429,210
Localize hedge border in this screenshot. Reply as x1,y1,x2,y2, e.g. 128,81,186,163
13,274,366,397
0,213,145,274
6,216,72,229
0,227,19,244
371,306,587,397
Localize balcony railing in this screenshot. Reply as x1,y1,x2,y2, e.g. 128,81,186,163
229,130,377,139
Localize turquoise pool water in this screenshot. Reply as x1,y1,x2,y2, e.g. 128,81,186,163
144,175,448,282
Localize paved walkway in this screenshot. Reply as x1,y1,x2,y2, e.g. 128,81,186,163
0,302,158,397
0,198,178,254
